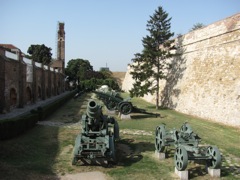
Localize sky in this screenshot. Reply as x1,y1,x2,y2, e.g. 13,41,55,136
0,0,239,72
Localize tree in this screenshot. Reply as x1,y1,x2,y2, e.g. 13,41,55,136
65,58,93,84
27,44,52,65
99,68,112,79
189,23,205,32
130,6,175,109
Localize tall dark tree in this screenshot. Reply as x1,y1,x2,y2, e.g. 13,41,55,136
130,6,175,109
65,58,93,84
27,44,52,65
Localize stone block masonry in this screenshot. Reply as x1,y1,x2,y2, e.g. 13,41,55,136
0,47,65,113
122,13,240,127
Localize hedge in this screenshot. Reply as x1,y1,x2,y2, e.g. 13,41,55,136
0,90,76,140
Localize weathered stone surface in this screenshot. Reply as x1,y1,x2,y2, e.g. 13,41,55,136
207,168,221,177
155,150,166,160
119,113,131,119
106,109,116,115
175,167,188,180
122,13,240,127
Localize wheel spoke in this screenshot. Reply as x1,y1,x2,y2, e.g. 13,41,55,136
206,146,221,169
174,146,188,171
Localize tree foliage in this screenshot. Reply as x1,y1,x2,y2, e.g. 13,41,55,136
65,58,120,91
78,78,120,92
130,6,175,109
99,68,112,79
27,44,52,65
65,58,93,84
189,23,205,32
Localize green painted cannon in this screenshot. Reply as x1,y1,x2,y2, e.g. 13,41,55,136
94,91,160,117
73,90,84,99
72,99,119,165
155,122,221,171
94,90,124,111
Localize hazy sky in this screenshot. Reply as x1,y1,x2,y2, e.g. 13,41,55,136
0,0,239,71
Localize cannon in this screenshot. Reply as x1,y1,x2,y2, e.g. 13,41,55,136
155,122,221,171
94,91,123,111
94,91,160,117
72,99,119,165
73,90,84,99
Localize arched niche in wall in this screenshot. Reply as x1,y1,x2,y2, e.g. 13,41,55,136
10,88,17,107
26,86,32,104
38,86,41,100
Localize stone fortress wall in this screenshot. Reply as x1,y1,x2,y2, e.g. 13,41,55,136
0,48,65,113
122,13,240,127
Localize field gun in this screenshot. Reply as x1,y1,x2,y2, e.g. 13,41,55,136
155,122,221,171
94,91,160,117
72,99,119,165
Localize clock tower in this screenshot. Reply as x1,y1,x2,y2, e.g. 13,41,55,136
57,22,65,73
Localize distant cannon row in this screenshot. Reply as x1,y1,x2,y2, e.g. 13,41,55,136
94,90,160,117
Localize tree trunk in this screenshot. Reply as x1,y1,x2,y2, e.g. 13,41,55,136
156,58,160,110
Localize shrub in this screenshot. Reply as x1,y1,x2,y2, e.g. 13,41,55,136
0,90,76,140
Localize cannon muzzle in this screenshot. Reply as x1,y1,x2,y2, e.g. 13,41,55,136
87,100,101,119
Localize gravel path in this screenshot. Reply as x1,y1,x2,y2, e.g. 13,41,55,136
59,171,110,180
0,91,73,120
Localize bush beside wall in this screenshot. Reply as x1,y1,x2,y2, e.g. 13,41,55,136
0,90,76,140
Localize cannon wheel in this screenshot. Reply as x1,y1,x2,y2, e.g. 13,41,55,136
109,136,116,163
206,146,221,169
106,100,117,110
174,145,188,171
72,156,77,165
155,125,166,152
119,102,132,115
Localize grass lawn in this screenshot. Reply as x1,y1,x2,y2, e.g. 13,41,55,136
0,92,239,179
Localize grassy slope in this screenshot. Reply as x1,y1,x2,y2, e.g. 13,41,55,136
0,92,239,180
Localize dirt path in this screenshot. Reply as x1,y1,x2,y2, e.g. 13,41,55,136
59,171,111,180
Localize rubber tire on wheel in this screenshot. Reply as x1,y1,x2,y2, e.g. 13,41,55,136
174,145,188,171
206,146,221,169
155,125,166,152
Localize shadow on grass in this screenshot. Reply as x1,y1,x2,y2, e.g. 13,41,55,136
115,138,155,167
131,114,160,119
0,125,60,179
146,105,170,110
221,155,240,178
188,165,208,179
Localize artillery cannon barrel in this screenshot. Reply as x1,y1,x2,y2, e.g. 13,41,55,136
87,100,101,119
